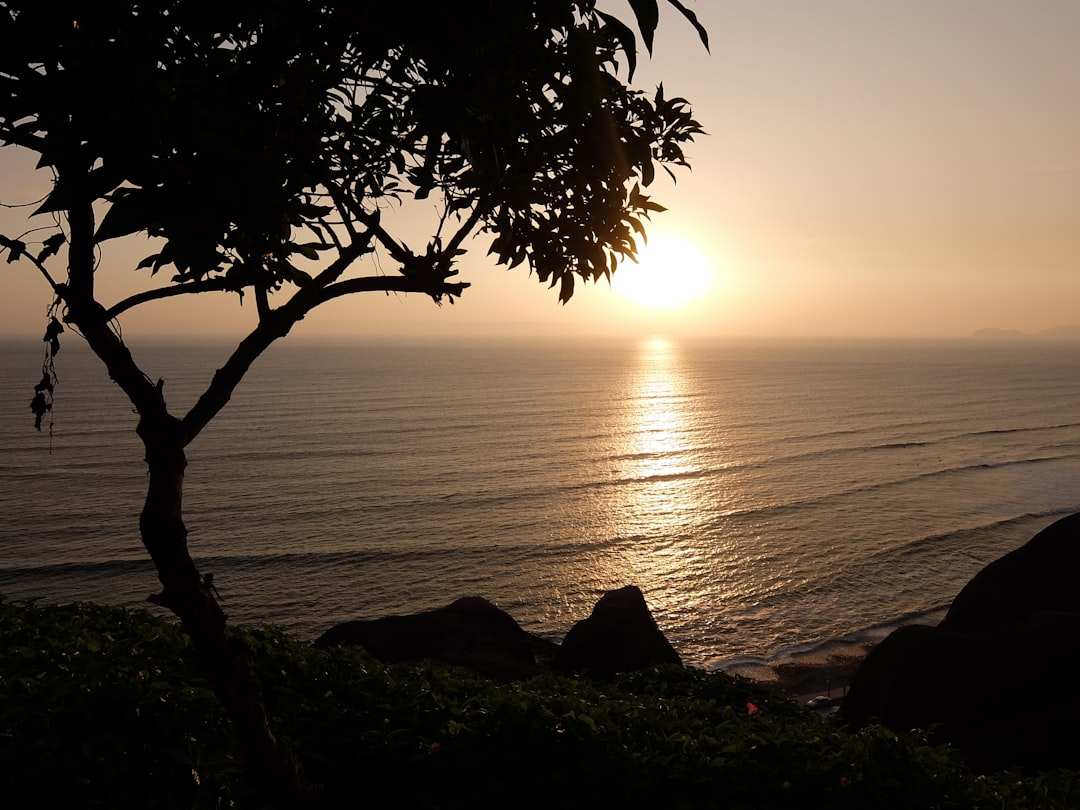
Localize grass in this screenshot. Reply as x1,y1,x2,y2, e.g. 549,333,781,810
2,595,1078,808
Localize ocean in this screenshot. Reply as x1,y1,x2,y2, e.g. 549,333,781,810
2,335,1079,677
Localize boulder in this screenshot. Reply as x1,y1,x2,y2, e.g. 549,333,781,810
315,596,559,681
841,513,1080,771
839,613,1080,772
552,585,681,677
940,512,1080,633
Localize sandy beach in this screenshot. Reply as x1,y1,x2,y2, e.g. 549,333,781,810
760,651,870,710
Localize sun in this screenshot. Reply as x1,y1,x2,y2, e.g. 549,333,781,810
612,232,714,308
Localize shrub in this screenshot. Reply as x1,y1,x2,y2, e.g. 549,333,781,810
3,596,1078,808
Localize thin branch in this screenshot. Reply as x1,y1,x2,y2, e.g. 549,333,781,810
0,233,63,292
444,195,493,256
106,232,373,325
306,230,373,289
106,278,238,319
336,194,411,266
314,274,469,307
181,273,468,443
322,183,360,244
254,279,271,321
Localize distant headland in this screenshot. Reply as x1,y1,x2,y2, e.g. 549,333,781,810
972,325,1080,340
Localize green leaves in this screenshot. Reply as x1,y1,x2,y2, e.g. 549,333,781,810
0,598,239,808
3,598,1077,809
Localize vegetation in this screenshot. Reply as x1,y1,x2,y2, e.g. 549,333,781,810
0,1,703,800
3,596,1078,809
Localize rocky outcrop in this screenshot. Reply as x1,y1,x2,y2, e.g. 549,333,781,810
317,586,680,681
552,585,682,677
314,596,559,681
840,513,1080,772
940,512,1080,632
840,613,1080,772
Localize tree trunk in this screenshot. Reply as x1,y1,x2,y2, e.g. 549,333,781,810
137,412,313,808
57,176,313,806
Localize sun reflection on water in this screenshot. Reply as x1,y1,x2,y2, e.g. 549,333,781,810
590,337,713,629
622,338,701,516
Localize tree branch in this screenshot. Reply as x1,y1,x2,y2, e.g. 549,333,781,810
57,198,161,418
444,196,493,256
0,232,64,293
314,274,469,307
343,198,411,266
181,272,467,443
306,228,374,290
106,278,239,319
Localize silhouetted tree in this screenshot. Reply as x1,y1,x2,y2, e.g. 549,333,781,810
0,0,704,803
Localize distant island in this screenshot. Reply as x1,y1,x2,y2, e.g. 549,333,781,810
973,325,1080,340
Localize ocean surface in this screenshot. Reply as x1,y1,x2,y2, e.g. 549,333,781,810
2,335,1079,676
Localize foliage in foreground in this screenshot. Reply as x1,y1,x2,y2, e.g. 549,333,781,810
2,596,1078,809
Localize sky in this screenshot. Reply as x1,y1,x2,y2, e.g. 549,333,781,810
2,0,1079,340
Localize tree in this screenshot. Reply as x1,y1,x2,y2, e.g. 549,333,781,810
0,0,704,803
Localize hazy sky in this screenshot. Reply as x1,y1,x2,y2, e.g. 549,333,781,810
2,0,1078,340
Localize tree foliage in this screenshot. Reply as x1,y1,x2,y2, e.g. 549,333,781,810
2,0,703,309
0,0,705,803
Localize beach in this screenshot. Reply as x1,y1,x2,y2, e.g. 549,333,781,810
757,649,872,710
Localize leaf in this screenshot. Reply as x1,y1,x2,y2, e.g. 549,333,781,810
627,0,660,55
1,235,26,263
95,193,148,242
558,272,575,304
664,0,710,51
136,253,162,271
297,203,334,219
598,12,640,80
290,243,330,261
34,166,123,216
43,316,63,357
37,232,66,263
277,262,314,286
640,158,655,187
29,391,50,429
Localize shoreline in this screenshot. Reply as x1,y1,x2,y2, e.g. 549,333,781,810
751,650,871,709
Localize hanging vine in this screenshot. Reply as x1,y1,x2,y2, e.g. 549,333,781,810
30,313,63,440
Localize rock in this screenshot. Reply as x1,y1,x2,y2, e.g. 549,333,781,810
839,613,1080,772
841,514,1080,772
316,586,683,682
940,512,1080,633
552,585,681,677
315,596,559,681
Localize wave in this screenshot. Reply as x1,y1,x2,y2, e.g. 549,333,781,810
0,557,152,579
726,422,1080,471
707,603,953,676
375,448,1080,529
706,454,1080,525
860,508,1079,566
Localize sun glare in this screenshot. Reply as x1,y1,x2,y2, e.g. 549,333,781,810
613,232,714,309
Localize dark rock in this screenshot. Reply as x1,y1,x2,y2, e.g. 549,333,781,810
552,585,681,677
940,512,1080,633
315,596,559,681
839,613,1080,772
841,514,1080,772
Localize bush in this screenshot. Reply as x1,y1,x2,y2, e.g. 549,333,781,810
2,596,1078,808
